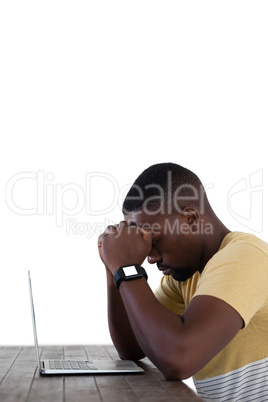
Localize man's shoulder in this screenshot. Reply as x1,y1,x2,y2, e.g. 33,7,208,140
219,231,268,255
199,231,268,285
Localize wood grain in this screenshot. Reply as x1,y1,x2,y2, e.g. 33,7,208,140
0,345,203,402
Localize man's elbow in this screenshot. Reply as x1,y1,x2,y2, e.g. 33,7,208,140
159,364,187,381
157,352,196,381
119,350,146,362
161,366,191,381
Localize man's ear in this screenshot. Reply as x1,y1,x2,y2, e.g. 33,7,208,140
182,207,199,226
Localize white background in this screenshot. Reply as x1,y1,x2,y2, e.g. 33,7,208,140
0,2,267,391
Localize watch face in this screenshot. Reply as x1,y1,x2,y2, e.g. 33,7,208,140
122,265,137,277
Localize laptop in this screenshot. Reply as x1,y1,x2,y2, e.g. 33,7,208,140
28,271,144,375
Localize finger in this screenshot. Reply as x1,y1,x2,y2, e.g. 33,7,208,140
97,232,107,246
118,221,128,229
113,221,128,238
138,227,152,243
104,225,118,235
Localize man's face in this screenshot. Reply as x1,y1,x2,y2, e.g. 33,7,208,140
124,210,203,282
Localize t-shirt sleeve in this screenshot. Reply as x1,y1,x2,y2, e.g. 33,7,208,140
154,275,185,316
193,242,268,327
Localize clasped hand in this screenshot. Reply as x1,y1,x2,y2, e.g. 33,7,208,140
98,221,152,275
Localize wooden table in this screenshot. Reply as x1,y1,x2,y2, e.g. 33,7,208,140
0,345,203,401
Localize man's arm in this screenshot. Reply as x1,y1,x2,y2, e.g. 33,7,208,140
98,222,243,380
98,226,145,361
106,268,145,361
118,278,243,380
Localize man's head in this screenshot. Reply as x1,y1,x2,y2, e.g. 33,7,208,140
122,163,224,281
122,162,211,216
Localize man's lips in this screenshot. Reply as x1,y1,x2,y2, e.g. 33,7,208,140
158,265,174,275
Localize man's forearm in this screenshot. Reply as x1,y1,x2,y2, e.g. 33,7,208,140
117,276,187,379
106,270,145,361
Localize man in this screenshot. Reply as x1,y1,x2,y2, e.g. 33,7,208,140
98,163,268,401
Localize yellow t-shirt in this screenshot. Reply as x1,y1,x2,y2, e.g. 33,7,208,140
154,232,268,401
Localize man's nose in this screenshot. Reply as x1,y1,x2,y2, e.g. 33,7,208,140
147,247,162,264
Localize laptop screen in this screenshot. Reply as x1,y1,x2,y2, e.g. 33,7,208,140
28,271,41,371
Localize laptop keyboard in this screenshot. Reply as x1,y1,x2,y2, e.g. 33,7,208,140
49,360,96,370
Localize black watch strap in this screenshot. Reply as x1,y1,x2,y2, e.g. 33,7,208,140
113,264,148,289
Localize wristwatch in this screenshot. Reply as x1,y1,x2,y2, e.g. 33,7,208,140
113,264,148,289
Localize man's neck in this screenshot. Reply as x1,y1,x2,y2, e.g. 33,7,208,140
199,218,230,273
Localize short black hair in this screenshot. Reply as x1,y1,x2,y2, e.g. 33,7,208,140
122,162,209,215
